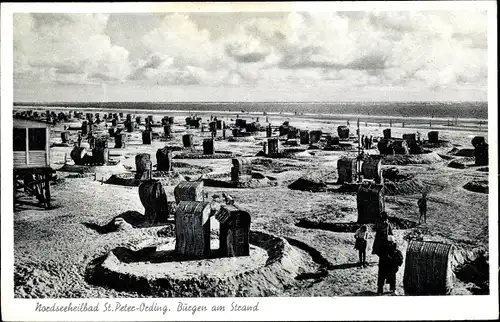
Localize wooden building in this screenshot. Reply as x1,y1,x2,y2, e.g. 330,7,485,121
14,119,51,169
13,119,55,209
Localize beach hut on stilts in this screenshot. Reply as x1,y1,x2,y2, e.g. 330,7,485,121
13,119,55,209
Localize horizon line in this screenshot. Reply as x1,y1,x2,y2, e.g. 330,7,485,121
13,100,489,104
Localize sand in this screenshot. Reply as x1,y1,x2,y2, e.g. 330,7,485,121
13,107,489,297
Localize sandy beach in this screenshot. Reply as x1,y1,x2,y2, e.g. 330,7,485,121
12,106,490,298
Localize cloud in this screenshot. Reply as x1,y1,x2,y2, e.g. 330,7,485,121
13,10,488,97
141,13,223,69
14,13,131,85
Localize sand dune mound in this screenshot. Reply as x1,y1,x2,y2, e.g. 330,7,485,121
463,180,488,194
85,231,313,297
381,151,443,165
203,175,278,188
422,140,452,149
158,162,213,176
382,168,425,195
252,158,309,173
206,177,278,188
58,163,128,174
288,168,337,192
449,148,475,157
83,209,177,234
288,178,328,192
228,136,256,142
384,177,425,195
323,143,357,151
448,160,466,169
295,215,418,233
173,151,237,159
447,158,475,169
105,172,185,187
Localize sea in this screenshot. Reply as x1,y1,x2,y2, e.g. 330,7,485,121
14,101,488,120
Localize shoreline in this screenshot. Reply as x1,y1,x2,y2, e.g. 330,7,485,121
12,105,489,124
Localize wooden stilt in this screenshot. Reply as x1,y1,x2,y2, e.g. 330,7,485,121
45,174,51,209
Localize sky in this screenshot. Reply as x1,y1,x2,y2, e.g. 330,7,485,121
13,10,488,102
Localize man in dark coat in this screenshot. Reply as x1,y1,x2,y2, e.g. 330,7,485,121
372,211,393,257
377,235,404,294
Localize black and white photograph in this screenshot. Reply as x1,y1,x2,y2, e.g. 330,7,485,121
1,1,498,321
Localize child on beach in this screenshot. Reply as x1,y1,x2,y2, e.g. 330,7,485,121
354,225,368,267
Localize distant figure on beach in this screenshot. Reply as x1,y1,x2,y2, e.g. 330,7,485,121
379,123,382,127
364,136,370,149
347,120,350,126
88,132,95,149
377,235,403,295
77,133,82,147
417,192,428,224
369,136,373,149
354,225,368,267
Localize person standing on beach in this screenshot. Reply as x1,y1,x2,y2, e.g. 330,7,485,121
418,192,428,224
377,235,403,295
372,211,393,258
354,225,368,267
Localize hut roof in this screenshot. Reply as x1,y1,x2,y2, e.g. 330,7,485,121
176,181,203,190
232,158,252,166
176,201,211,225
13,119,49,129
215,205,251,224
